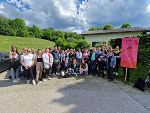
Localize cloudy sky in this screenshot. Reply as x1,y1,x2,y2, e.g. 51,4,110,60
0,0,150,33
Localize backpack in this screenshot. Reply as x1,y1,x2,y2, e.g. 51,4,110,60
134,78,145,91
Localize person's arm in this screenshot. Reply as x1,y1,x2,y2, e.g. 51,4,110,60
20,56,27,68
9,52,13,59
49,55,53,66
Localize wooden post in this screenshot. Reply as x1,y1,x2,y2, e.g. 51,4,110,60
125,67,127,82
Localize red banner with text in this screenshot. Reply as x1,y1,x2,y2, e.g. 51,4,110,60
120,38,139,68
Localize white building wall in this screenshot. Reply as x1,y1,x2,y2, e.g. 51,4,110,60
84,32,142,45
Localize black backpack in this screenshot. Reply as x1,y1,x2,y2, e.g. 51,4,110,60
134,78,145,91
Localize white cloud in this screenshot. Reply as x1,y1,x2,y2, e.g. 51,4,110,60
0,0,150,33
146,3,150,14
0,3,4,9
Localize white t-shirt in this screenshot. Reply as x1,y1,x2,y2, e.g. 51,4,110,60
22,54,34,66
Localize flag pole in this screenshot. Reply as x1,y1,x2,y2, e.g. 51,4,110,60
125,67,127,82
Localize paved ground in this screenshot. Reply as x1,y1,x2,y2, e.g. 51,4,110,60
0,71,150,113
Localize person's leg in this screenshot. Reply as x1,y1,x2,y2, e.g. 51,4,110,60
15,67,20,80
39,63,44,79
10,68,15,80
36,63,41,82
101,69,105,78
28,67,36,85
92,62,96,75
109,67,114,81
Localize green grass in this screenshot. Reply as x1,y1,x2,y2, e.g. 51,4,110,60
0,35,55,52
117,63,149,84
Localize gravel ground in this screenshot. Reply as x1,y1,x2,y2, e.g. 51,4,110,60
0,71,150,113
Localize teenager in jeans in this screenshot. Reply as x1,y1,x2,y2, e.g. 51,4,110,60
35,49,44,83
9,45,20,83
51,46,59,76
113,46,121,75
107,51,116,81
42,48,53,80
89,48,96,76
21,48,36,85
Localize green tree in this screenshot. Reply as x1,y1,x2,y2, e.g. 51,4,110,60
76,40,90,49
0,16,12,36
121,23,131,28
103,24,113,30
28,25,42,38
41,28,53,40
9,18,28,37
88,26,103,31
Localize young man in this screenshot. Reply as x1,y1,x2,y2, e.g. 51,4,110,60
107,51,116,81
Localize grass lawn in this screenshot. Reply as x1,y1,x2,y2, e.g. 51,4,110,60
0,35,55,52
117,63,149,84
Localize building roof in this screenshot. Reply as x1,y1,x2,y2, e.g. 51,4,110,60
81,27,150,35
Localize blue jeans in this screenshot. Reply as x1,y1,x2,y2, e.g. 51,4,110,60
90,61,96,75
11,67,20,80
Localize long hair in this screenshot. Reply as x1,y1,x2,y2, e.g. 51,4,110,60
11,45,19,54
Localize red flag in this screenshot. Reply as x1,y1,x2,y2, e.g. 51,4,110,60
120,38,139,68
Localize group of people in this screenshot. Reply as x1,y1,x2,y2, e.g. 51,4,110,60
9,45,123,85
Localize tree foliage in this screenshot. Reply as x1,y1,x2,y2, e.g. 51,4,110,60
0,16,90,49
121,23,131,28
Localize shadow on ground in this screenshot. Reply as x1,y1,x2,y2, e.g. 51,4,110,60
51,76,150,113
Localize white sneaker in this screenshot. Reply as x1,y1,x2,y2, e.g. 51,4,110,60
75,74,77,77
16,78,20,82
12,79,18,83
27,80,30,84
47,77,52,80
42,78,46,82
115,72,118,76
32,80,36,85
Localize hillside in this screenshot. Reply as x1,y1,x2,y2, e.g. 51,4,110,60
0,35,55,52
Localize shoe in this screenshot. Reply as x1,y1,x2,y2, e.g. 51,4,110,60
75,74,77,77
56,72,59,75
32,80,36,85
12,79,18,83
47,76,52,80
42,78,46,82
115,72,118,76
16,78,20,82
27,80,30,84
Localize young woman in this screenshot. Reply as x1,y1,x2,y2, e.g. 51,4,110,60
113,46,121,75
80,59,88,75
60,58,70,77
70,59,78,76
21,48,36,85
35,49,44,83
9,45,20,83
42,48,53,80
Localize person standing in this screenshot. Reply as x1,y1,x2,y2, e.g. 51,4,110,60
51,46,60,75
76,49,82,68
35,49,44,83
21,48,36,85
107,51,116,81
113,46,121,75
9,45,20,83
42,48,53,80
89,48,96,76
